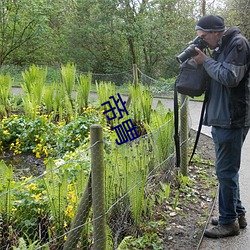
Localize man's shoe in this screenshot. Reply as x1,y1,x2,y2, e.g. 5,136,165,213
211,214,247,229
204,222,240,238
238,215,248,228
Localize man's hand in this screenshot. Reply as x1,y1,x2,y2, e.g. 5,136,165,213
192,47,207,64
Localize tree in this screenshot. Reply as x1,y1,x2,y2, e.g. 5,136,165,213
220,0,250,39
0,0,48,65
0,0,231,79
66,0,199,78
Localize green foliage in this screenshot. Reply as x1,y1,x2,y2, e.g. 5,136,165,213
158,182,171,203
0,161,14,222
0,109,102,158
0,145,91,248
96,81,119,127
96,81,116,107
117,233,163,250
13,235,46,250
0,0,52,65
43,85,56,113
43,159,68,230
76,72,92,110
105,135,153,226
172,190,180,210
129,83,153,125
12,176,48,240
0,73,178,248
0,0,228,77
61,63,76,101
178,173,192,189
0,73,12,117
21,65,47,118
145,100,174,163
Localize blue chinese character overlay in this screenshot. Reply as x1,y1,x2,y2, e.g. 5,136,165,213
101,93,129,121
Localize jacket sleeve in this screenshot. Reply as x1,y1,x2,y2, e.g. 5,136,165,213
203,38,250,87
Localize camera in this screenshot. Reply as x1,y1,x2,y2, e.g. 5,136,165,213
176,36,208,64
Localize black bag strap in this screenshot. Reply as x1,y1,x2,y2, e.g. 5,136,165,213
188,91,208,164
174,81,180,168
174,82,208,168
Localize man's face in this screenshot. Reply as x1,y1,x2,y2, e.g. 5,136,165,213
196,30,222,49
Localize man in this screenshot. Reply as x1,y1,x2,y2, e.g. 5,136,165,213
192,15,250,238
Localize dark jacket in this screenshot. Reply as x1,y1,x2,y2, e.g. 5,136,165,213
203,26,250,128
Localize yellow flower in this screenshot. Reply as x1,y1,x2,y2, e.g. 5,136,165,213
71,195,76,204
10,143,14,150
36,152,41,159
26,183,37,191
43,147,49,157
12,207,17,212
65,205,74,218
3,130,9,135
14,149,22,155
32,193,42,201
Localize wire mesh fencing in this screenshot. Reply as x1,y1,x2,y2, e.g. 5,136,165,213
0,113,181,249
0,65,191,249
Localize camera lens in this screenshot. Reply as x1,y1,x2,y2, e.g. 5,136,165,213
176,37,208,63
176,45,198,63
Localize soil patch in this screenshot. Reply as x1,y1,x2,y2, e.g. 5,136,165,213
159,130,217,250
0,152,45,180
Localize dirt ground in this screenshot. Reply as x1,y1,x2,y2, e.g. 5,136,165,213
159,130,217,250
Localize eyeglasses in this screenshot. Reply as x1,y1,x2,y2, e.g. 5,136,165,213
198,32,214,40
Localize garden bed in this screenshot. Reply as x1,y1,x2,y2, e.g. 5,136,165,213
0,130,217,250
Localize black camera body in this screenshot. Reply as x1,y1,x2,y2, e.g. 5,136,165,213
176,36,208,63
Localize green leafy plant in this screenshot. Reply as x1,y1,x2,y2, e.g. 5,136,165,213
13,236,44,250
96,81,116,108
0,108,103,158
145,100,174,164
158,182,171,203
117,233,163,250
76,72,92,111
12,176,49,241
43,84,56,114
60,62,76,102
178,173,191,189
172,190,180,210
0,161,15,222
129,83,152,125
0,73,12,117
21,65,47,118
105,134,153,238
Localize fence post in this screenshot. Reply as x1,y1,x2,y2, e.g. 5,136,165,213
126,64,138,108
133,64,138,86
91,124,106,250
180,94,188,176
